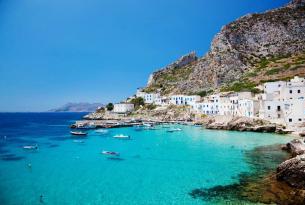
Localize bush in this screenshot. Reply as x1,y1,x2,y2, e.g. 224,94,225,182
258,58,269,69
196,89,213,97
220,81,259,93
265,68,280,75
106,103,114,111
144,104,157,110
130,97,144,110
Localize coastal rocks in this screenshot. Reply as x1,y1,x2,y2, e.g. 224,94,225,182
275,139,305,192
283,139,305,157
276,154,305,189
203,115,280,133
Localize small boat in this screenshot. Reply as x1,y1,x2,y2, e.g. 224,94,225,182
144,127,157,130
167,128,182,133
95,129,108,134
73,140,85,143
101,150,120,156
143,123,153,127
113,134,131,140
23,144,38,150
134,126,143,131
70,131,87,136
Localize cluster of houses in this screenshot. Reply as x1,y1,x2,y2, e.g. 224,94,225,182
112,76,305,128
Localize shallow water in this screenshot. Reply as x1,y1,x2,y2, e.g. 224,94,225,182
0,113,294,205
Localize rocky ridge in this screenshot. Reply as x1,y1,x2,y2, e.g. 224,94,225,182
145,0,305,95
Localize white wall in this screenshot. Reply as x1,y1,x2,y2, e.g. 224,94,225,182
113,103,134,113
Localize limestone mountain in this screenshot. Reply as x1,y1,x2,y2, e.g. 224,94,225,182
144,0,305,95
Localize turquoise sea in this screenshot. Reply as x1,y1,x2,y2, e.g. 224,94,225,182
0,113,293,205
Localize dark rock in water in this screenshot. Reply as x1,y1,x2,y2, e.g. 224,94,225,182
276,154,305,189
188,144,305,204
284,139,305,157
1,155,25,161
107,157,124,161
49,136,69,141
48,144,59,148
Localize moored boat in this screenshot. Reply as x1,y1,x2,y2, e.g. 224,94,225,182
167,128,182,133
95,129,108,134
23,144,38,150
113,134,130,140
70,131,87,136
73,140,85,143
101,150,120,156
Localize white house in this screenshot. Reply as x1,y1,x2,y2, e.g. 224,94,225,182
154,96,169,106
135,88,161,104
143,93,160,104
113,103,134,114
170,95,201,106
237,99,259,118
259,76,305,127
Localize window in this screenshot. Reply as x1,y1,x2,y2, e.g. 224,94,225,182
289,118,292,122
298,90,301,93
289,90,292,94
278,114,281,118
267,106,271,110
277,106,281,111
299,119,302,122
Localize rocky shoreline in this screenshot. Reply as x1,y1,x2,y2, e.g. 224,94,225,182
201,115,292,134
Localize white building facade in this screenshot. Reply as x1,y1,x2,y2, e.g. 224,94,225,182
259,76,305,127
113,103,134,114
170,95,201,106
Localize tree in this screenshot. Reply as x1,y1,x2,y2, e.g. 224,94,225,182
106,103,114,111
130,97,144,109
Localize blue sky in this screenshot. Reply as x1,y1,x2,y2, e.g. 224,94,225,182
0,0,289,112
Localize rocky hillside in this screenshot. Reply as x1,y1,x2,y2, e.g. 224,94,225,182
144,0,305,95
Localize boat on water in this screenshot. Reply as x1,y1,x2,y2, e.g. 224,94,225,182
101,150,120,156
113,134,131,140
95,129,108,134
23,144,38,150
73,140,85,143
143,123,154,127
70,131,87,136
167,128,182,133
144,127,157,130
134,126,143,131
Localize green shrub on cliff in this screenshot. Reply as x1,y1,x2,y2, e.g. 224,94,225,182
221,81,261,93
130,97,144,110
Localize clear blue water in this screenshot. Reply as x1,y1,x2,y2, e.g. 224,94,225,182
0,113,294,205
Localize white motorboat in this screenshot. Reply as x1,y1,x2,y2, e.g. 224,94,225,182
167,128,182,133
101,150,120,156
70,131,87,136
73,140,85,143
95,129,108,134
113,134,130,140
23,144,38,150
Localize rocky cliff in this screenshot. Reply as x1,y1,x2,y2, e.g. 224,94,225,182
145,0,305,95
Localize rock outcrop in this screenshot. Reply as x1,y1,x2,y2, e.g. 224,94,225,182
276,138,305,190
277,154,305,189
202,115,284,133
145,0,305,94
283,139,305,157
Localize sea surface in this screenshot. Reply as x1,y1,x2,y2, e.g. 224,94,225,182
0,113,294,205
